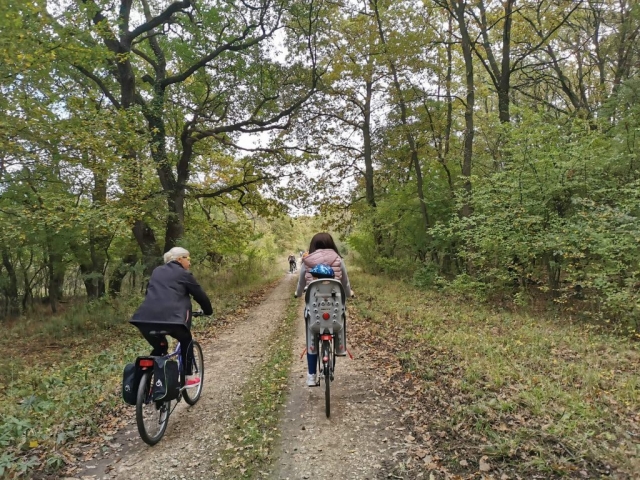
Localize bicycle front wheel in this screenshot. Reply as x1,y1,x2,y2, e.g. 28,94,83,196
184,340,204,405
136,371,171,445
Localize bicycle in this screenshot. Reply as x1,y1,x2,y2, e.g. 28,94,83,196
300,279,349,418
289,261,297,274
134,311,206,445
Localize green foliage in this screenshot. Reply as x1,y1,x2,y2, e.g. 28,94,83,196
349,102,640,330
412,263,443,288
438,111,640,325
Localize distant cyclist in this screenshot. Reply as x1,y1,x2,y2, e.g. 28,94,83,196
288,253,297,273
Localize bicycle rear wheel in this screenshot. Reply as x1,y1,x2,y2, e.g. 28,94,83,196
322,340,331,418
136,371,171,445
184,340,204,405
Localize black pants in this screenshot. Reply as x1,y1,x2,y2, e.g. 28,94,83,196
136,324,193,384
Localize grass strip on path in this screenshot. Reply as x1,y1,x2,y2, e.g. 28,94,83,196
215,293,299,479
348,272,640,479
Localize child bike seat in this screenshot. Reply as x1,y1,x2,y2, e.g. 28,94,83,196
305,279,346,335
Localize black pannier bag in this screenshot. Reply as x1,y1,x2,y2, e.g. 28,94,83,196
122,363,139,405
152,357,180,402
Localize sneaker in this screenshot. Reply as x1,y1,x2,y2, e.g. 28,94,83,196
306,373,317,387
185,377,201,388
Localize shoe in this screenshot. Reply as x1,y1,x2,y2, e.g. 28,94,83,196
306,373,317,387
185,377,201,388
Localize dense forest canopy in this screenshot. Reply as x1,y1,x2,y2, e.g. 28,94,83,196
1,0,639,330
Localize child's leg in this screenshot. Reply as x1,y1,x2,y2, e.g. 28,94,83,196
307,353,317,374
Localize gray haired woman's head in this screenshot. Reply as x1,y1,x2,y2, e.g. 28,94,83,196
164,247,190,264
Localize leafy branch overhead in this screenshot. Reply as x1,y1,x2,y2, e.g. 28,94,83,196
36,0,322,266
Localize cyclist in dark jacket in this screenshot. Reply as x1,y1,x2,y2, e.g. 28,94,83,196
130,247,213,386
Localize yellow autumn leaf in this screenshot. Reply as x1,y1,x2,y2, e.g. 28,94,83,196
29,440,38,448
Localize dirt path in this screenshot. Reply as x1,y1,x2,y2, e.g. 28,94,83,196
70,273,297,480
69,274,422,480
269,302,411,480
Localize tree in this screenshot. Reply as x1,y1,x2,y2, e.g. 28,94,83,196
51,0,321,273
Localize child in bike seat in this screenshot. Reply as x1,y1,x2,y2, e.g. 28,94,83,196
130,247,213,387
295,232,354,386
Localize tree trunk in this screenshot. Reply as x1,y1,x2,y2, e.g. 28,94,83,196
164,189,185,253
445,15,453,155
498,0,513,124
133,220,162,277
80,264,106,299
108,253,139,297
452,0,475,217
47,251,65,313
362,77,384,251
363,79,376,209
1,249,19,316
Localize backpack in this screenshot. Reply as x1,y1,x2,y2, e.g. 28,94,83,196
152,357,180,402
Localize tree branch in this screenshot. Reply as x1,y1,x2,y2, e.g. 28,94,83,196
73,65,121,108
188,176,269,199
161,26,270,87
126,0,192,42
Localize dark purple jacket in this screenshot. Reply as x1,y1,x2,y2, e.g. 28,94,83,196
130,261,213,327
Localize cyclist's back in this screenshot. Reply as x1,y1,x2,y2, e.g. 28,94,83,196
295,233,353,386
131,247,212,386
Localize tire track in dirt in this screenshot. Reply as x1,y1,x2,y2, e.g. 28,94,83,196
269,300,410,480
69,273,297,480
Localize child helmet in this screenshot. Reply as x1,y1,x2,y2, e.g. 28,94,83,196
309,263,335,279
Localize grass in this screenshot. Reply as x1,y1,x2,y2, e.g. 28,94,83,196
0,264,280,479
349,272,640,478
215,292,298,479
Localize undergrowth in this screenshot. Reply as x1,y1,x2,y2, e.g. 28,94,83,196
349,272,640,478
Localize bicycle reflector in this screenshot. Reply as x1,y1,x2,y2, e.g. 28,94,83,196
139,359,154,367
322,312,330,320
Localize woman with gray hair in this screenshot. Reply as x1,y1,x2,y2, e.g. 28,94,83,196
131,247,213,387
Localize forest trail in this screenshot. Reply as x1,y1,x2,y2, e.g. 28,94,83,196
67,273,421,480
69,274,297,480
270,300,411,480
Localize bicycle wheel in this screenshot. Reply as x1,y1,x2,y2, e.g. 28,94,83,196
136,371,171,445
184,340,204,405
322,340,331,418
